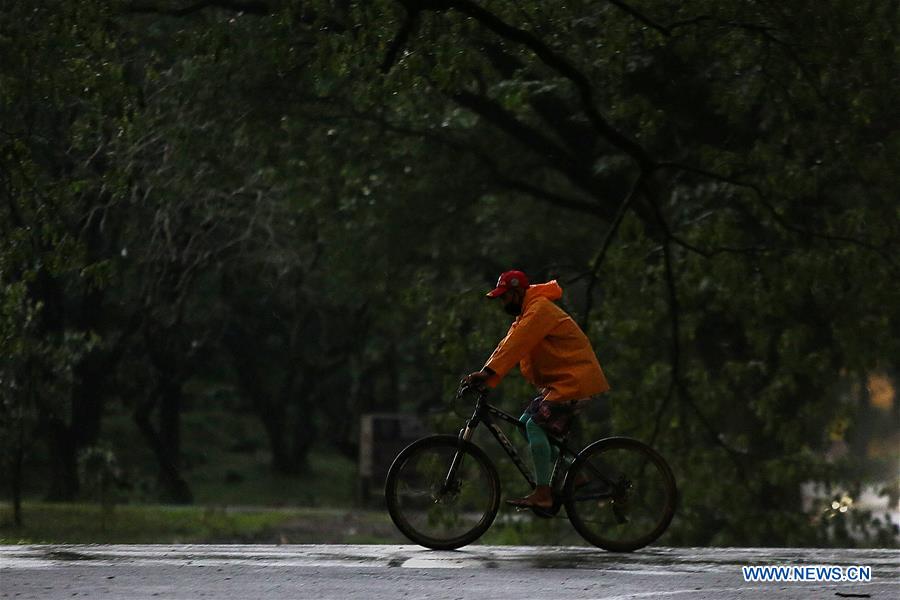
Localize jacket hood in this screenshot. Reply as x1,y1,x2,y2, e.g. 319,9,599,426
524,280,563,305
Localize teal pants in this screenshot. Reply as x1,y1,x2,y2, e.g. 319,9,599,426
518,412,560,486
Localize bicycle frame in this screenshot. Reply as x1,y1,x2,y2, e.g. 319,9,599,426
387,389,678,550
449,390,582,492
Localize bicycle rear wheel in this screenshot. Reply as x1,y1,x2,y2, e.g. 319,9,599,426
385,434,500,550
563,437,676,552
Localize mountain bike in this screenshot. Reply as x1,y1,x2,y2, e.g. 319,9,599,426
385,385,677,551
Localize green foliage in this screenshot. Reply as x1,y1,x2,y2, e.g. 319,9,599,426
0,0,896,546
0,277,98,522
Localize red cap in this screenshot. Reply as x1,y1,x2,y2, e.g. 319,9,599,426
486,270,530,298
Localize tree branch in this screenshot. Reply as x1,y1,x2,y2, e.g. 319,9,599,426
581,171,646,328
497,179,608,217
313,104,611,219
605,0,671,36
450,90,617,215
665,15,831,106
657,161,900,273
666,231,773,260
412,0,656,170
380,4,420,73
649,189,752,483
478,42,599,162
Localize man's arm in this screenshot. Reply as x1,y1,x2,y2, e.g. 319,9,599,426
483,299,559,385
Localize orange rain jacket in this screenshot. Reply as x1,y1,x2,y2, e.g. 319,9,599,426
483,280,610,402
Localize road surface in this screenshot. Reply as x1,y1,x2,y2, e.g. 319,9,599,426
1,544,897,599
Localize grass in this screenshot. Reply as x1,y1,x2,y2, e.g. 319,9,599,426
0,502,403,545
0,407,404,545
0,405,596,546
0,501,595,546
187,447,359,508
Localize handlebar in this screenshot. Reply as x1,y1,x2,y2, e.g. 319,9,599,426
456,382,488,400
452,381,489,419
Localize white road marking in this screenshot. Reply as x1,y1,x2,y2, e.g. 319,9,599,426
594,587,773,600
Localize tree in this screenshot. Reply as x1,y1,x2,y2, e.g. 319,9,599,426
296,0,899,543
3,0,895,545
1,1,136,500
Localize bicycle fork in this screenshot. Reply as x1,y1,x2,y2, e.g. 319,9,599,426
438,421,476,496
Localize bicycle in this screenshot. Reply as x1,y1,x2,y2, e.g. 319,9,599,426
385,385,677,551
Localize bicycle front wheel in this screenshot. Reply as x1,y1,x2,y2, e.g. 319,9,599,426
385,434,500,550
563,437,676,552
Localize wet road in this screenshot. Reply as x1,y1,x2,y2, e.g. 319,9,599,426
1,545,897,599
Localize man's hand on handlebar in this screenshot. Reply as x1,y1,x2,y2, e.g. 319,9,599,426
461,368,494,390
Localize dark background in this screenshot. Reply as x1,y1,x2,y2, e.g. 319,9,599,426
1,0,897,547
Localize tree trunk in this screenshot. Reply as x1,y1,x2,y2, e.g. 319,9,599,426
289,404,316,475
11,428,24,527
261,407,293,473
71,286,108,451
30,268,82,500
139,319,193,504
134,393,193,504
45,419,79,500
38,280,111,500
225,326,295,473
158,378,182,471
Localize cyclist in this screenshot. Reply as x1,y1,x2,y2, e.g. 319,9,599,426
463,270,610,509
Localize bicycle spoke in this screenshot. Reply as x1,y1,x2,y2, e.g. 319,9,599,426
564,439,676,552
386,436,500,549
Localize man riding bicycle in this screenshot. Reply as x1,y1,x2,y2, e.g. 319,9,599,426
463,270,610,510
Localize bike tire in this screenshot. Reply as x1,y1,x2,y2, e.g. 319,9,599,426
563,437,677,552
385,434,501,550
